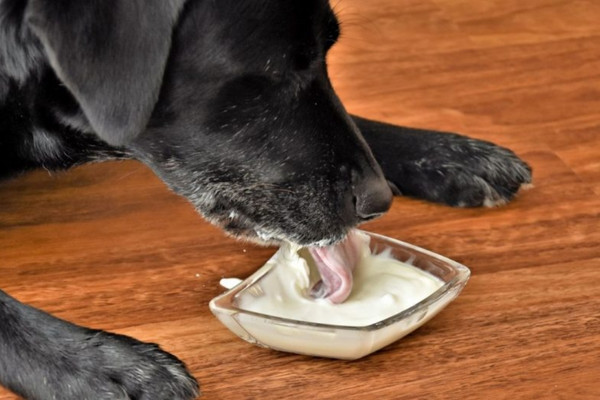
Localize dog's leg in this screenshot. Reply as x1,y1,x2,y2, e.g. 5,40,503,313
352,116,532,207
0,290,199,400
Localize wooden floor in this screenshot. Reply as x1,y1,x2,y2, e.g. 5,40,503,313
2,0,599,399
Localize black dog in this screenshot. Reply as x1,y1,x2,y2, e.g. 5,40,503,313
0,0,531,398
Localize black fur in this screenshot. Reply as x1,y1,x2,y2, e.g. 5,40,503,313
0,0,531,398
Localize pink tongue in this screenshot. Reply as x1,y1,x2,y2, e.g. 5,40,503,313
307,230,363,304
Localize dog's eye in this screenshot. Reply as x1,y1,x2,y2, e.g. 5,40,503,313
324,15,340,50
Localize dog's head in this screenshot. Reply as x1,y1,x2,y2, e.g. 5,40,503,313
17,0,392,245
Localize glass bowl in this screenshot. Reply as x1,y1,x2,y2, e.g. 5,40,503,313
209,230,470,360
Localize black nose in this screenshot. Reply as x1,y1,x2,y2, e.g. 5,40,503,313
352,168,393,220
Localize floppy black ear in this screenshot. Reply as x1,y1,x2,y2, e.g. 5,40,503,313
0,0,45,83
25,0,185,146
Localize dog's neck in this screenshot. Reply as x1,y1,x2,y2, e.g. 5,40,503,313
0,70,131,180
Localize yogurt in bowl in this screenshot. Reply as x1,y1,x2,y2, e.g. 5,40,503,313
209,230,470,360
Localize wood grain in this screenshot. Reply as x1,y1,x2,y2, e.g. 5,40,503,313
1,0,599,398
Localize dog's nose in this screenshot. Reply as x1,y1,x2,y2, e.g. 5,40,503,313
352,168,393,220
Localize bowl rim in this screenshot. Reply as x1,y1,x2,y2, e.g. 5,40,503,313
210,230,471,332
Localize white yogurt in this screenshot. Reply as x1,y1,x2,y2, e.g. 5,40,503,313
237,233,443,327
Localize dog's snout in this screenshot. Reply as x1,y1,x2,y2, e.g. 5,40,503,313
351,168,393,220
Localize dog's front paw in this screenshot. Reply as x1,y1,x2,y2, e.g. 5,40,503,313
48,330,200,400
383,134,532,207
354,116,532,208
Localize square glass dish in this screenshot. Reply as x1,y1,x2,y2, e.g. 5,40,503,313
209,231,470,360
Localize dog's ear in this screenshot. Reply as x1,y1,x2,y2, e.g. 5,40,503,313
0,1,46,84
24,0,185,146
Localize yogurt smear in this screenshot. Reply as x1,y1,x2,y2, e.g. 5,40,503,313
237,232,443,326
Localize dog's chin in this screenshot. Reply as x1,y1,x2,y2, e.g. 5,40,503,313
204,209,350,247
